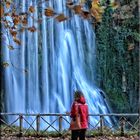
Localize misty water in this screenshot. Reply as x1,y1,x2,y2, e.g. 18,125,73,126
2,0,112,130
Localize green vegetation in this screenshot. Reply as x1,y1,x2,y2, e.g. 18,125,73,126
95,0,139,113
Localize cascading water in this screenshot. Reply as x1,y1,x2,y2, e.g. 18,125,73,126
2,0,112,129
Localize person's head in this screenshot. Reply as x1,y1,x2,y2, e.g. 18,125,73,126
74,90,84,101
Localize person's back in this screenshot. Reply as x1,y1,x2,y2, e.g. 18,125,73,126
76,96,88,129
70,91,89,140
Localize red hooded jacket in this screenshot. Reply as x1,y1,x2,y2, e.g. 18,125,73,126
70,96,89,129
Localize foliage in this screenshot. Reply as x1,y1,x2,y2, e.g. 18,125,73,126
0,0,119,69
0,0,139,113
95,0,139,113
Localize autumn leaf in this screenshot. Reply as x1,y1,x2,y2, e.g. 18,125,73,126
55,14,68,22
66,1,74,9
29,6,35,13
44,8,54,17
8,45,14,50
13,16,20,25
6,1,11,9
13,37,21,45
73,5,82,14
22,17,28,25
2,62,9,68
90,0,105,22
28,26,36,32
81,10,90,19
0,5,4,18
10,30,17,37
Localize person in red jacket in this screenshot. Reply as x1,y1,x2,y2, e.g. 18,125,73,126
69,90,89,140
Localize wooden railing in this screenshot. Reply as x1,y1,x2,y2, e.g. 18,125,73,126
0,113,140,137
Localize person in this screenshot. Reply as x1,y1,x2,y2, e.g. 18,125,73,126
69,90,89,140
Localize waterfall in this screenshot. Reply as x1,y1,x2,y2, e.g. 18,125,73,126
2,0,112,129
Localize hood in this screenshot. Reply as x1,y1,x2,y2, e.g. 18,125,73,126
77,96,86,104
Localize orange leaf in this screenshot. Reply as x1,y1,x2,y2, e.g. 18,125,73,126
29,6,35,13
66,1,74,9
44,8,54,16
13,38,21,45
55,14,68,22
81,10,90,19
0,5,4,18
22,17,28,25
73,5,82,14
13,16,20,25
28,26,36,32
6,1,11,9
10,30,17,37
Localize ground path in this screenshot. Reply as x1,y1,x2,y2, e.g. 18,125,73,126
1,136,139,140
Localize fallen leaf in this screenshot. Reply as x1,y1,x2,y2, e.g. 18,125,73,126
28,26,36,32
22,17,28,25
10,30,17,37
2,62,9,68
66,1,74,9
13,17,20,25
73,5,82,14
8,45,14,50
55,14,68,22
81,10,90,19
29,6,35,13
44,8,54,16
13,38,21,45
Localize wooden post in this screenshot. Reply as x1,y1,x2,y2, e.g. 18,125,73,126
19,115,23,136
59,115,62,133
36,115,40,135
100,115,104,135
120,117,125,136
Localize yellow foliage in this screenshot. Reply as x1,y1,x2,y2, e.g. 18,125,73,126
79,0,86,4
110,0,120,10
90,0,105,22
0,5,4,18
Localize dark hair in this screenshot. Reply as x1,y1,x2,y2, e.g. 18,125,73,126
74,90,84,99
